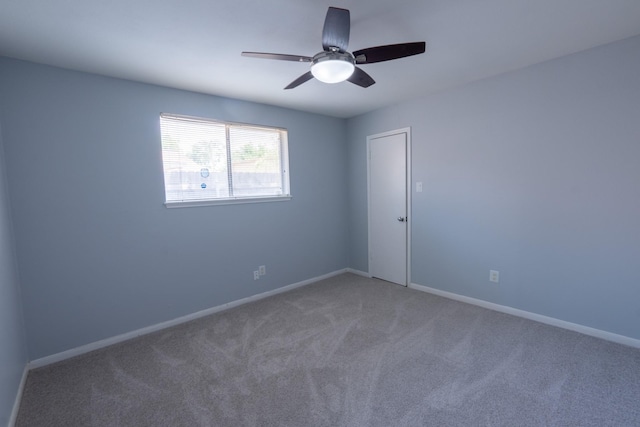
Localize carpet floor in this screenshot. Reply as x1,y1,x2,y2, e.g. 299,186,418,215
16,273,640,426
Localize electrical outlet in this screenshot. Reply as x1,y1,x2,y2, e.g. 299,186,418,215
253,271,260,280
489,270,500,283
259,265,266,276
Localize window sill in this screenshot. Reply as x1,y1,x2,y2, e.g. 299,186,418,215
164,195,292,208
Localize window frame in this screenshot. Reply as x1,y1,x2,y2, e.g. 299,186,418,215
159,113,292,208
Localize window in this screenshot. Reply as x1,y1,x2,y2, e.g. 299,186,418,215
159,113,291,207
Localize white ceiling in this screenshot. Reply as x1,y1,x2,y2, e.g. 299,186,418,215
2,0,640,118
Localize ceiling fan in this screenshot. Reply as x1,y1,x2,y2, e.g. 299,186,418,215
241,7,426,89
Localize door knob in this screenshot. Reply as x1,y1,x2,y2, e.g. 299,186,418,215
397,217,406,222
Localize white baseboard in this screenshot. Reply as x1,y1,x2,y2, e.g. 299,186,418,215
9,364,28,426
29,269,349,369
345,268,370,278
409,282,640,349
31,272,637,370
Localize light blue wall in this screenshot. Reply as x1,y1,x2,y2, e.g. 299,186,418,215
348,35,640,340
0,123,27,424
0,57,350,360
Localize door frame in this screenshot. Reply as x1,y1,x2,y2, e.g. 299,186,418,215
366,127,412,287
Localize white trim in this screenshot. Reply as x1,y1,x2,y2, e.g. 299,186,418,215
366,127,412,287
9,364,28,426
28,269,349,369
165,195,292,208
345,268,371,278
409,282,640,349
406,131,412,287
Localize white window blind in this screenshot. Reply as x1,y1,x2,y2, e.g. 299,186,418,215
160,113,290,207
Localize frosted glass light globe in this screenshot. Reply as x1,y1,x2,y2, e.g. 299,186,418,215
311,51,355,84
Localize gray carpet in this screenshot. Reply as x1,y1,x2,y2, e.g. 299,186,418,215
16,273,640,426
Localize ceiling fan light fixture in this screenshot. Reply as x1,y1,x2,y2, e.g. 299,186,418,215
311,51,355,84
242,7,426,89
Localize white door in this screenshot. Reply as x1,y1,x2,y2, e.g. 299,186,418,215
368,129,410,286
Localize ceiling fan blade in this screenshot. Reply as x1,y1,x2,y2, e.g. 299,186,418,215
353,42,426,64
284,71,314,89
322,7,350,52
347,67,375,88
242,52,312,62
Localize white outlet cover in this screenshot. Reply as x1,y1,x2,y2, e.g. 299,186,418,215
489,270,500,283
